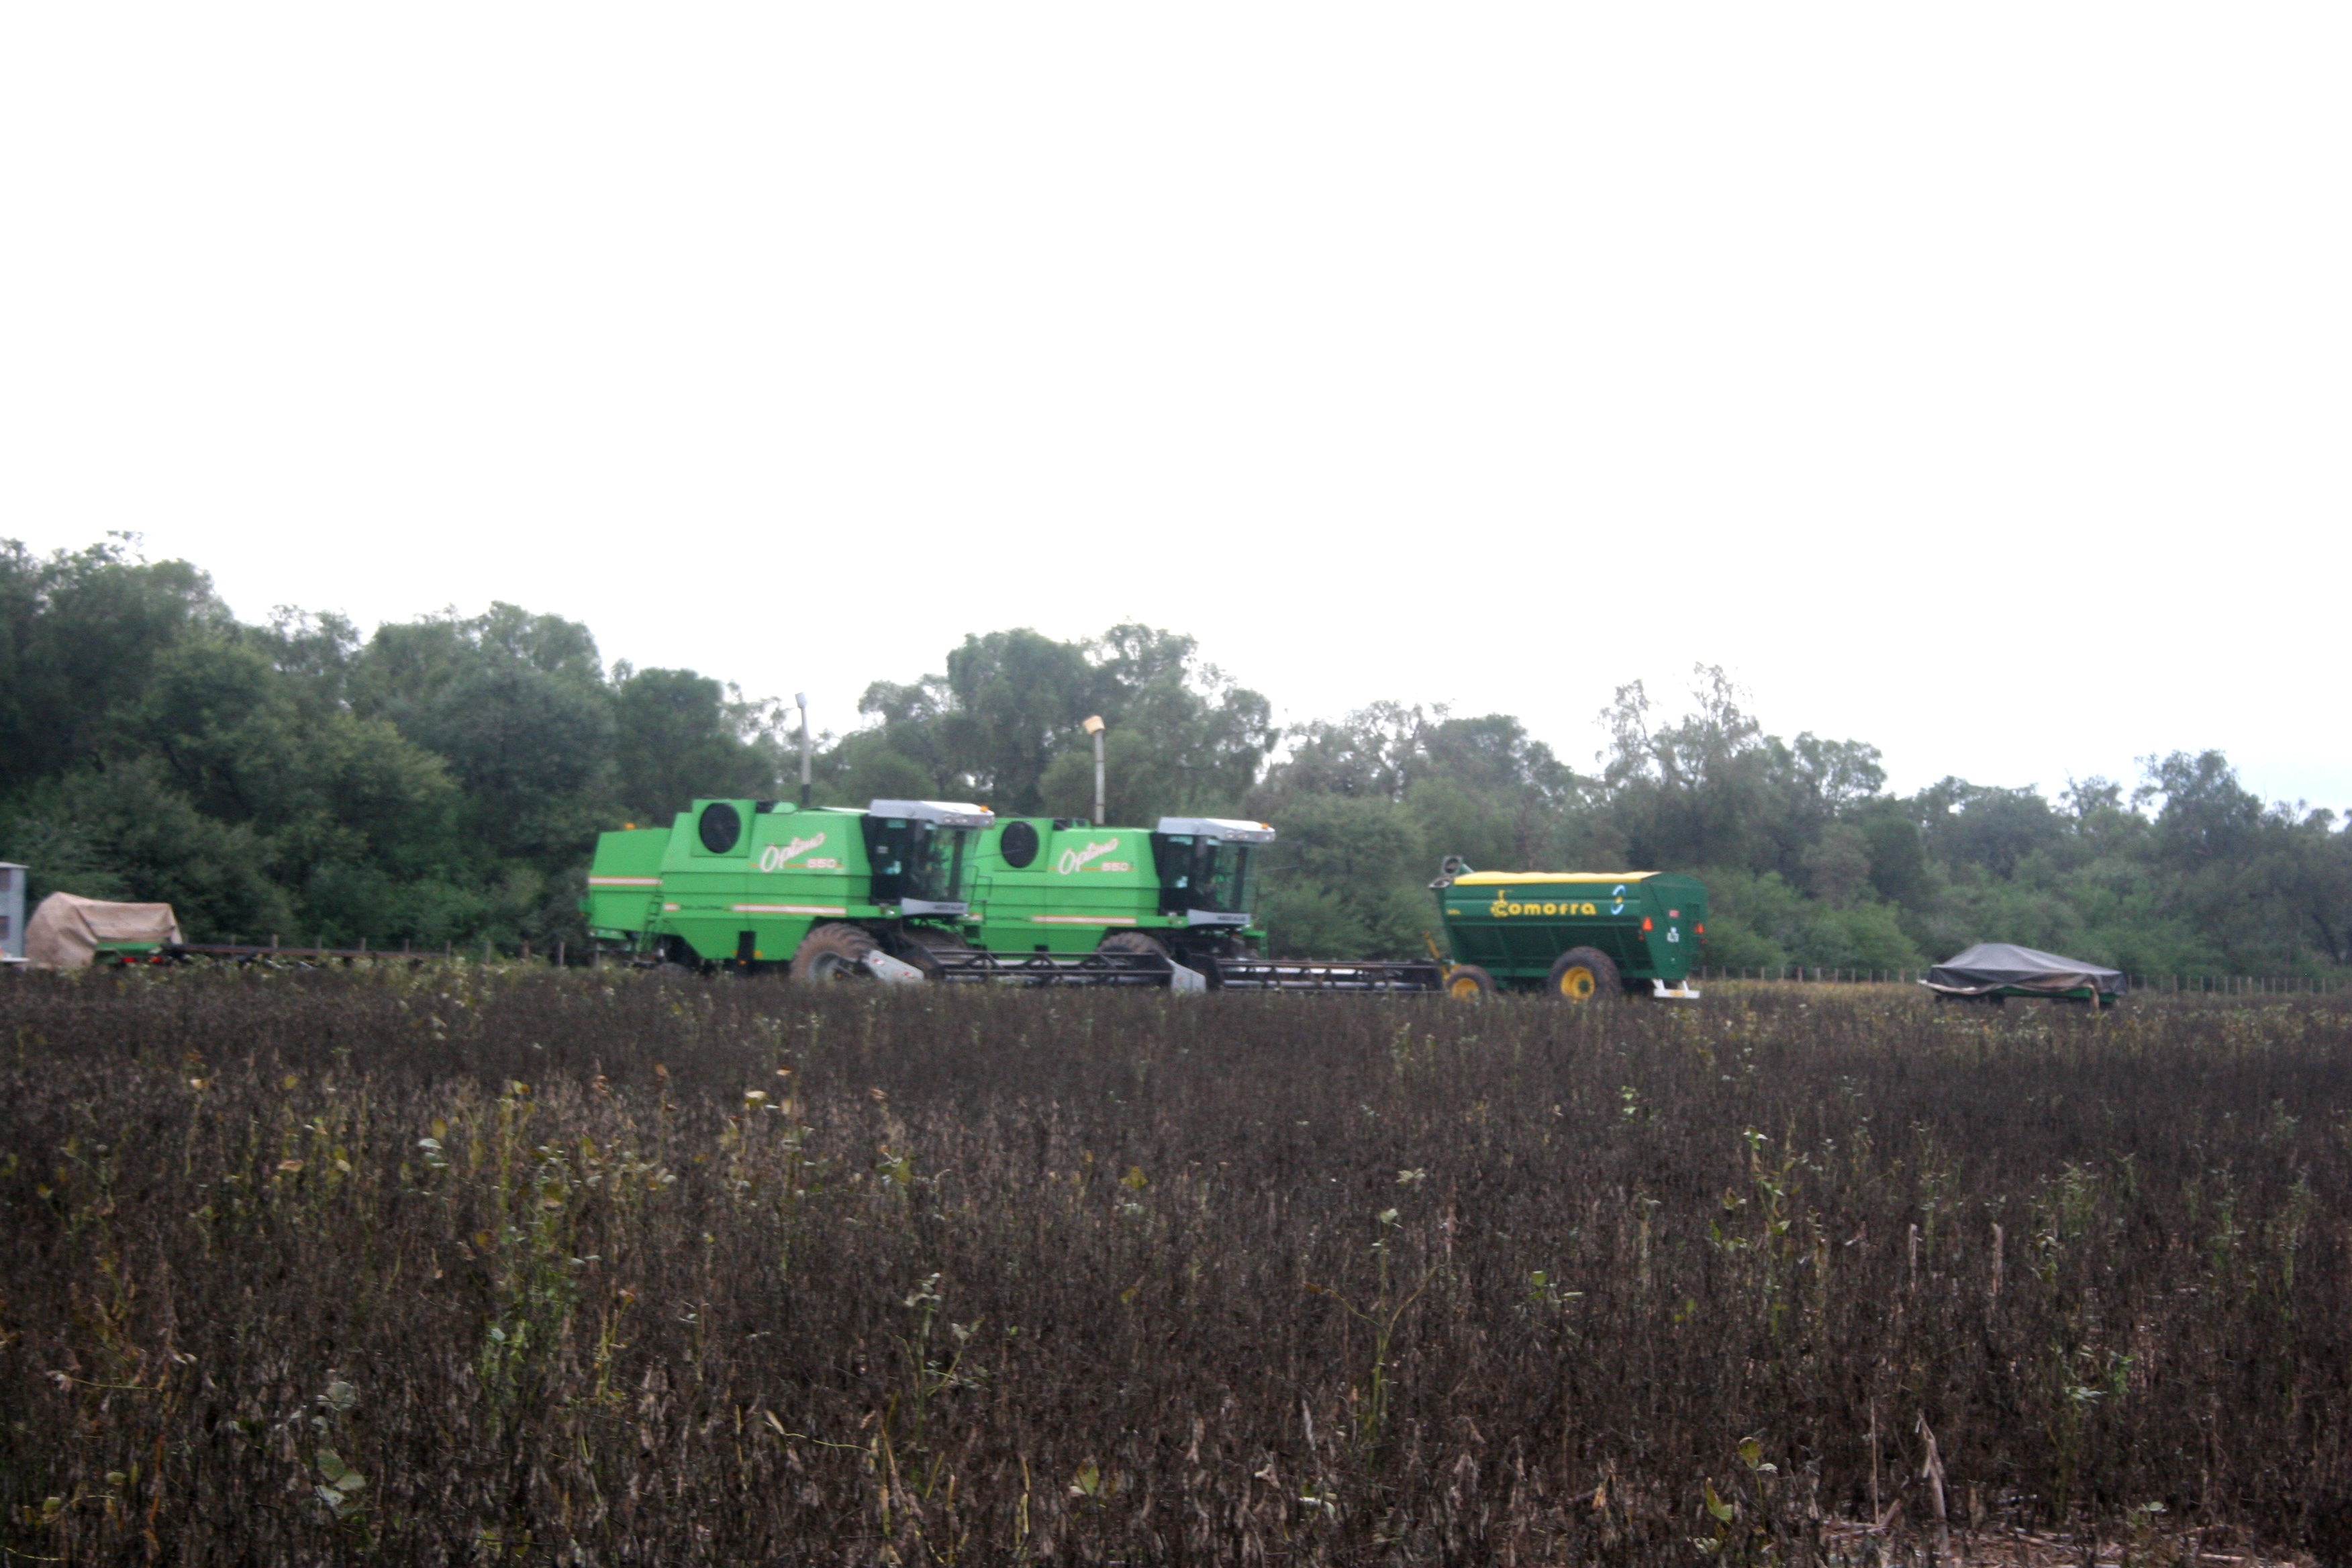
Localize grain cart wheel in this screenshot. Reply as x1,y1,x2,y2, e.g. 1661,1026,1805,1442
1444,964,1496,999
1547,947,1621,1001
791,922,879,983
1097,930,1171,959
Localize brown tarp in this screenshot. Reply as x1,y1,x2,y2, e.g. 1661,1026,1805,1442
1922,941,2124,997
23,893,182,970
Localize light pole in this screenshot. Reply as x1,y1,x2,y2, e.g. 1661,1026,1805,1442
795,692,812,806
1082,715,1106,826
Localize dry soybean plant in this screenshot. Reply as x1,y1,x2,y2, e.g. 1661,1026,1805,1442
2,970,2349,1565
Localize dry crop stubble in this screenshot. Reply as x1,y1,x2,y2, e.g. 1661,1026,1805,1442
1,969,2347,1565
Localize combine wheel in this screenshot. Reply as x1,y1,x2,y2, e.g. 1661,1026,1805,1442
907,928,973,952
891,927,971,975
1097,930,1170,959
791,922,880,983
1097,929,1222,989
1547,947,1620,1001
1444,964,1496,999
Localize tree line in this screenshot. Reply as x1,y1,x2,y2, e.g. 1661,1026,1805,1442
4,536,2347,975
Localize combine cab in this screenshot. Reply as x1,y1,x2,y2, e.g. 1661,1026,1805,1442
1430,859,1706,1000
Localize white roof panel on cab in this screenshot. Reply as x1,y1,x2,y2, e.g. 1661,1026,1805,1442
869,799,995,830
1155,817,1276,844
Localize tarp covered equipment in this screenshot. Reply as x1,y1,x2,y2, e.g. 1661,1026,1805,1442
1922,941,2123,998
23,893,182,970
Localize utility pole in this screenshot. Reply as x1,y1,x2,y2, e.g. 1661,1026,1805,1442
1083,715,1106,826
796,692,812,806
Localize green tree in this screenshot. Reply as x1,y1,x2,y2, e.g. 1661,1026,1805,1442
612,665,789,824
1255,793,1431,958
855,624,1277,820
0,536,230,794
3,761,290,939
1596,666,1778,871
350,605,616,868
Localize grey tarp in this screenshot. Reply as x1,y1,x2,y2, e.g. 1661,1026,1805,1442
1922,941,2124,997
23,893,182,969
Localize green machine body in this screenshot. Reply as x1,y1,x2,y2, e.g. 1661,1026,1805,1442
960,816,1273,961
1431,864,1707,999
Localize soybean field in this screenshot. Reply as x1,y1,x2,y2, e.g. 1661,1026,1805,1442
3,973,2349,1565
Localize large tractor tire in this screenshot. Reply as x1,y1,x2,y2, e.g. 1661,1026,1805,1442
791,922,879,983
905,928,972,952
889,927,972,977
1191,931,1261,961
1097,930,1170,959
1444,964,1496,999
1547,946,1621,1001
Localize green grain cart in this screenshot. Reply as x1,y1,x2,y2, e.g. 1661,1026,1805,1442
1430,859,1706,1000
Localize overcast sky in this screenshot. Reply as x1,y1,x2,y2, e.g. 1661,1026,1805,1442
5,7,2345,810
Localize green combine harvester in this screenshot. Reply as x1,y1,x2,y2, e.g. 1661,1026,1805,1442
1428,857,1705,1001
961,815,1273,963
585,801,1444,990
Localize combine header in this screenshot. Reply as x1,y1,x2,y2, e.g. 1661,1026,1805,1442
1199,955,1447,991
